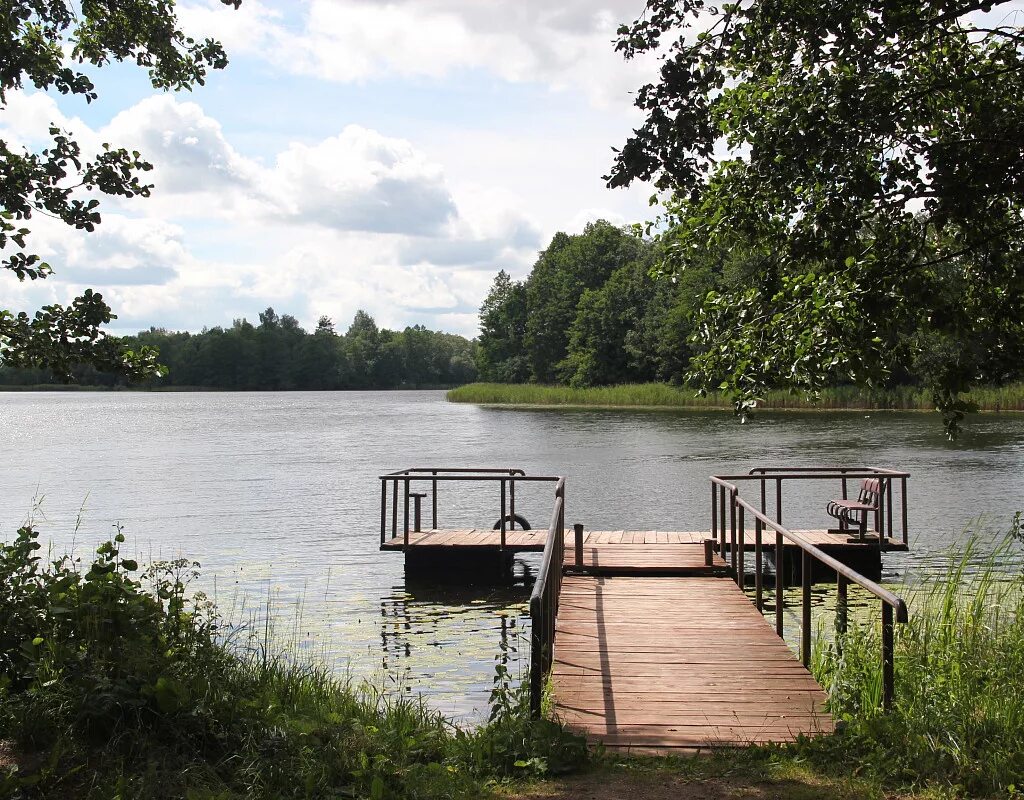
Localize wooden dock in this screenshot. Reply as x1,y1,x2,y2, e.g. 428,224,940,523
378,466,912,752
552,571,833,751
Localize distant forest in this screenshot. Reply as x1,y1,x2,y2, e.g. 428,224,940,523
0,309,478,390
475,219,1023,391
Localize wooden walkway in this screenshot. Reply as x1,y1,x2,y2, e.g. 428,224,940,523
551,572,833,752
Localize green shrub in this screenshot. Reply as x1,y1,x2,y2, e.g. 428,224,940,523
0,525,587,799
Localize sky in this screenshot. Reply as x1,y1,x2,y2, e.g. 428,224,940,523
0,0,659,338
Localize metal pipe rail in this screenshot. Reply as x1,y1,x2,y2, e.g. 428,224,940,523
378,468,560,549
711,474,909,710
711,466,910,547
529,477,566,718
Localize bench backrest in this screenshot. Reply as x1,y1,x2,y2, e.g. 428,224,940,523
858,478,883,506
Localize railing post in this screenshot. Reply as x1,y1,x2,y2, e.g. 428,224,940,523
380,479,387,546
775,530,784,637
574,523,584,568
882,601,894,711
413,494,423,532
754,517,763,612
729,490,737,578
801,550,811,667
760,477,766,518
836,574,848,635
392,478,398,538
530,596,542,718
510,472,517,531
719,488,727,557
711,483,718,546
403,477,410,548
737,504,745,589
500,478,507,550
901,476,908,545
432,470,438,530
776,477,783,525
886,477,893,543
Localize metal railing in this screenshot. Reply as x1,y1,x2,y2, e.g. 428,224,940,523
378,467,560,549
529,477,565,717
711,472,909,709
711,466,910,548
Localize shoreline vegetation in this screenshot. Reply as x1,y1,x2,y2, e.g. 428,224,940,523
447,382,1024,412
2,522,1023,798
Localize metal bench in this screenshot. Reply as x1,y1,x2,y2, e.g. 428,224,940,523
827,478,884,541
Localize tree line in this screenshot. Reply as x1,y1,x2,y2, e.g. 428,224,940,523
475,220,1024,394
0,309,478,390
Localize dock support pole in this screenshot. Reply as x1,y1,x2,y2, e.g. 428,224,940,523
801,550,811,667
703,538,714,567
882,602,894,711
574,524,584,569
775,531,784,637
837,574,848,635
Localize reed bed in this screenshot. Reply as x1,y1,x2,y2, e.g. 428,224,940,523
810,530,1024,796
447,382,1024,411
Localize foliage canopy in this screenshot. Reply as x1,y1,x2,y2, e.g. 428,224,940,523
0,0,240,381
609,0,1024,434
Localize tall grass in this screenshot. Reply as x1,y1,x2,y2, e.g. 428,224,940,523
809,530,1024,796
0,525,587,799
447,382,1024,411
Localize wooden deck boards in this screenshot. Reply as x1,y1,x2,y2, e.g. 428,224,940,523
551,575,833,752
380,528,906,553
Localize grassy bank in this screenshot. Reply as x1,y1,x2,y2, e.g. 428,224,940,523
4,523,1024,798
0,526,588,799
447,382,1024,411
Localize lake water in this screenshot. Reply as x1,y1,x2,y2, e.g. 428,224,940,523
1,390,1022,719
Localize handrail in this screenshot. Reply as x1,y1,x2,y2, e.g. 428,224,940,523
710,466,910,546
379,468,560,549
529,477,565,717
711,474,908,710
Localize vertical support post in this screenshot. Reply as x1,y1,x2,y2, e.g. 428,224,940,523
432,470,438,531
392,479,398,538
760,477,766,518
574,523,584,568
842,475,848,500
886,478,893,543
529,597,541,718
711,483,718,546
901,476,908,545
719,488,727,557
729,490,737,578
775,530,784,637
882,601,894,711
754,518,763,612
801,550,811,667
776,478,783,525
413,494,422,533
704,538,714,567
836,574,848,635
380,479,387,546
737,504,745,589
500,478,507,551
403,477,410,549
510,474,516,531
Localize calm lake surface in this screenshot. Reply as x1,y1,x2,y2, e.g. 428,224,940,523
2,390,1023,719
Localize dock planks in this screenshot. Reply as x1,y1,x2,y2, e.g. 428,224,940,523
551,573,834,752
380,528,906,553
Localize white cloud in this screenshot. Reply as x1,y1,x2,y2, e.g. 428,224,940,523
1,92,552,337
180,0,656,108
